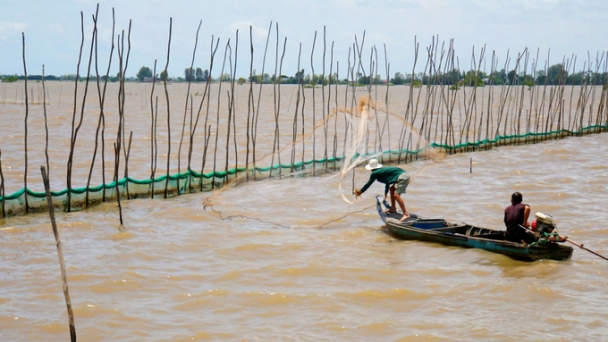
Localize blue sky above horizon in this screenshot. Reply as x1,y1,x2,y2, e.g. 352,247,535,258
1,0,606,79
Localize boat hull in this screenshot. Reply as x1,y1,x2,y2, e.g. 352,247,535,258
376,196,573,261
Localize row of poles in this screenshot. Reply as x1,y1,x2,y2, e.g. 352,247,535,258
1,6,608,221
1,6,607,340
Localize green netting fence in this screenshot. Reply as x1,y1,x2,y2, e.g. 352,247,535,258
1,124,607,218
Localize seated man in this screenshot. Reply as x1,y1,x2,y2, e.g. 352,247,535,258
504,192,535,244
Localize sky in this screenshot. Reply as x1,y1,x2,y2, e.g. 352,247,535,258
0,0,606,79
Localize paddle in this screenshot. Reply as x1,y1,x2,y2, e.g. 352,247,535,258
564,239,608,262
519,224,608,262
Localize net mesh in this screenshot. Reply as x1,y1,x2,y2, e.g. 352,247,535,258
1,111,607,218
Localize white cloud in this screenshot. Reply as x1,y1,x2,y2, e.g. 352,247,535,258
0,21,27,36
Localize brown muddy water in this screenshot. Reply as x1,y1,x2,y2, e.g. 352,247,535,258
1,82,608,341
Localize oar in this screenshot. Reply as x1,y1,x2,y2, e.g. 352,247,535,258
519,224,608,262
565,239,608,262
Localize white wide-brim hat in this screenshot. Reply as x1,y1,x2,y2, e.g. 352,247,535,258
365,158,383,170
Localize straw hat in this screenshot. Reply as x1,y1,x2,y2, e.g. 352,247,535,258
365,159,383,170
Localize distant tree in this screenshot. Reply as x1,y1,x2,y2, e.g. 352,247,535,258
184,67,194,82
463,70,484,87
390,72,405,85
160,70,168,82
594,72,608,86
522,75,535,89
566,71,585,85
547,64,568,85
195,67,203,82
219,73,231,82
490,69,507,85
1,75,19,83
507,70,518,84
535,70,547,85
328,73,338,85
237,77,246,85
303,73,311,84
357,75,370,85
443,68,461,85
314,74,329,86
295,69,305,84
136,66,152,82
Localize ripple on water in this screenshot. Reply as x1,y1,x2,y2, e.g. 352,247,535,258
3,103,608,340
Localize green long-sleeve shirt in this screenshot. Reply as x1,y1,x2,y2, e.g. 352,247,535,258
360,166,406,195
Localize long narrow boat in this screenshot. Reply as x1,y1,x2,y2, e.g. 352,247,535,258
375,196,573,261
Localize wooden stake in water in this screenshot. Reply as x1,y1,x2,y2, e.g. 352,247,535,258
41,166,77,342
22,32,29,212
163,18,172,199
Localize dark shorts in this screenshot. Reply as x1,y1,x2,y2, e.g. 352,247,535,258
505,229,535,244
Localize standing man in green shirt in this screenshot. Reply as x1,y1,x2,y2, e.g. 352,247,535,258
353,159,411,221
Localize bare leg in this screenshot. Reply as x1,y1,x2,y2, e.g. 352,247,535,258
389,185,397,213
394,193,409,221
388,185,397,213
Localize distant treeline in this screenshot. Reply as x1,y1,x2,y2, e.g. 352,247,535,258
390,64,608,87
4,62,606,87
1,74,123,82
177,63,608,87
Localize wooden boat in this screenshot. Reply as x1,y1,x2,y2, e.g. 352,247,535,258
375,196,573,261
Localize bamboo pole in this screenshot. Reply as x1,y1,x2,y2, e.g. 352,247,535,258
252,22,273,180
230,33,239,179
213,40,230,187
163,18,172,198
188,95,194,192
382,44,391,162
42,65,50,183
22,32,29,212
113,143,123,226
150,60,158,198
201,125,211,187
246,27,255,181
310,30,318,176
40,166,77,342
86,5,113,206
269,24,280,179
187,36,216,192
124,131,133,199
227,32,238,183
300,44,307,172
66,12,86,211
197,36,219,190
113,20,131,222
290,44,303,174
372,46,380,157
178,21,202,194
152,96,159,197
321,26,329,170
331,49,338,168
224,36,238,182
270,29,286,178
343,46,352,161
398,37,419,163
